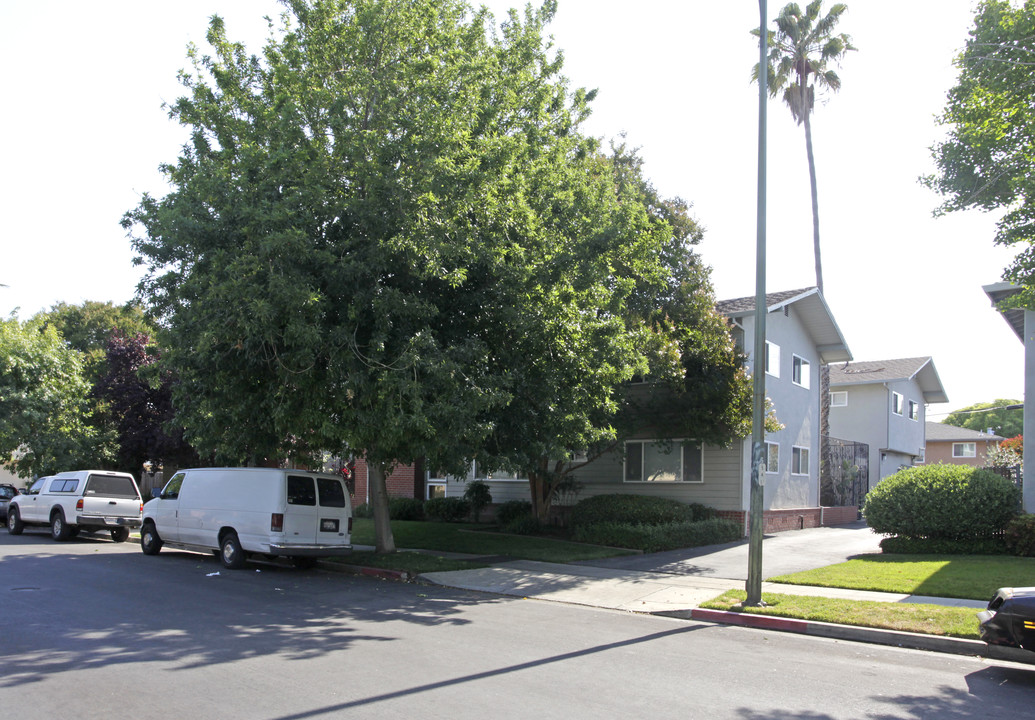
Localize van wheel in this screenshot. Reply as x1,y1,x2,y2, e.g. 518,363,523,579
220,532,247,569
7,507,23,535
110,527,130,543
140,522,163,555
51,511,73,541
291,556,317,570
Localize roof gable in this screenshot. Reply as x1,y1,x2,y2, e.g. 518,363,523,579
829,357,949,403
717,287,852,364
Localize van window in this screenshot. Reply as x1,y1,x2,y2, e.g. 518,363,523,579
317,478,347,508
287,476,316,506
85,475,139,499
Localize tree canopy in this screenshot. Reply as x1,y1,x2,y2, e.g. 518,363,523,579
124,0,752,543
925,0,1035,305
0,314,97,478
942,398,1023,438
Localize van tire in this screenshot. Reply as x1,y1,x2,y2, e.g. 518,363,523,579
51,510,73,541
140,522,163,555
7,507,23,535
111,527,130,543
291,556,317,570
220,532,247,569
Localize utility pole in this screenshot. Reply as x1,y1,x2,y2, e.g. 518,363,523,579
746,0,768,606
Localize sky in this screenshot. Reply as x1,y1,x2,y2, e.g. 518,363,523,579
0,0,1023,417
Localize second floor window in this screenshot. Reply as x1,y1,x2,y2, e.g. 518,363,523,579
892,392,904,416
830,391,848,407
765,341,780,378
908,400,920,421
792,355,810,389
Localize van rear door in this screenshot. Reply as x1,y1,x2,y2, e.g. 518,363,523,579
284,475,318,545
315,476,351,548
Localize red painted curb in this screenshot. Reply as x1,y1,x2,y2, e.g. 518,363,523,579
691,608,809,633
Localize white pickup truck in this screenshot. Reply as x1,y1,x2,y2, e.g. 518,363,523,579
6,470,143,542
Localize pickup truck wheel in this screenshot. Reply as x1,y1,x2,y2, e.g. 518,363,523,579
220,532,247,569
110,527,130,543
51,511,74,541
7,507,23,535
140,523,163,555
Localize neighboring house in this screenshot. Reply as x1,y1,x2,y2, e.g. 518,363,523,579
922,422,1002,467
434,287,855,533
828,357,949,491
984,281,1034,513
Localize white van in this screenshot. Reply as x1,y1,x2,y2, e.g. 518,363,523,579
140,468,353,569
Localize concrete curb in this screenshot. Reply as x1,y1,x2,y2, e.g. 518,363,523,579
676,608,1035,665
318,561,413,582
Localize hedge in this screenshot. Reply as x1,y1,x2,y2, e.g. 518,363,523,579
571,517,742,553
569,494,715,529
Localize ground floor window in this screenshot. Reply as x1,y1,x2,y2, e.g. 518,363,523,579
953,442,976,458
625,440,703,483
765,442,779,474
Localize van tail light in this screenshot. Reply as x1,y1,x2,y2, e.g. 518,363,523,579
271,513,284,532
76,499,84,511
348,517,353,533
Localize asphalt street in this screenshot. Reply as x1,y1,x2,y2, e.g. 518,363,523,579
2,527,1034,720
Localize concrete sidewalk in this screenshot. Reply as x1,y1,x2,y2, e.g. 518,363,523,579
418,559,1032,664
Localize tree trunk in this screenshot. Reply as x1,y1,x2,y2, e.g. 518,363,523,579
367,460,396,554
803,110,823,293
528,471,551,523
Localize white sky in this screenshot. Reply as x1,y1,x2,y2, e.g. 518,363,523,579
0,0,1021,416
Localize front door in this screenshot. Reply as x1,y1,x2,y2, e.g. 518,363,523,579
152,472,185,543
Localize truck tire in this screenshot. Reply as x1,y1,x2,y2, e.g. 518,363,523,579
110,527,130,543
140,522,163,555
220,532,247,569
51,510,74,541
7,507,23,535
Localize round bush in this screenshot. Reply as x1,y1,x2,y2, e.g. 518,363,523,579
569,494,705,529
424,497,471,522
1005,514,1035,556
463,480,492,520
494,500,533,527
863,464,1020,540
388,497,425,521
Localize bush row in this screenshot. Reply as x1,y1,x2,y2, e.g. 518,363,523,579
568,494,715,528
571,518,742,553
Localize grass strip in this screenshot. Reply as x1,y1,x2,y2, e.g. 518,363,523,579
767,553,1035,600
701,590,981,639
350,518,635,563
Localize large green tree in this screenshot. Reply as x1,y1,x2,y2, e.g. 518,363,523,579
125,0,695,552
942,399,1023,439
753,1,854,293
0,315,97,478
925,0,1035,305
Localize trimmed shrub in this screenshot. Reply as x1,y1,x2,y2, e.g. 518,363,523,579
388,497,425,521
504,515,542,535
424,497,471,522
569,494,710,529
495,500,533,527
1005,514,1035,556
463,480,492,521
571,518,742,553
353,503,373,519
863,464,1020,540
879,535,1009,555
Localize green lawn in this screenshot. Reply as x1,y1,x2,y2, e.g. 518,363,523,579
767,553,1035,601
700,590,981,639
349,518,636,563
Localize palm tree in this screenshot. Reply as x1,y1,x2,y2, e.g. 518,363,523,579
753,1,854,293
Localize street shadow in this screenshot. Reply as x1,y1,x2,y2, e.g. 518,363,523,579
0,544,506,688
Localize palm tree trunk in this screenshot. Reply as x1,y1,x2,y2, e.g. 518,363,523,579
803,110,823,293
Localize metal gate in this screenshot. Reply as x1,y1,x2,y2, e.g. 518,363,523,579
821,437,869,509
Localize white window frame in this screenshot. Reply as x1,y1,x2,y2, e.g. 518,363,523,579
953,442,977,458
830,391,848,407
892,391,904,416
765,442,779,474
791,446,810,476
908,400,920,421
624,440,703,483
791,354,810,389
764,341,780,378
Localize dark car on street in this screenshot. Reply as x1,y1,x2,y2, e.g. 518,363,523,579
0,484,20,522
978,587,1035,652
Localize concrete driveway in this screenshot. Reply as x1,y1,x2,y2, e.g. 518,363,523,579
571,520,884,580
